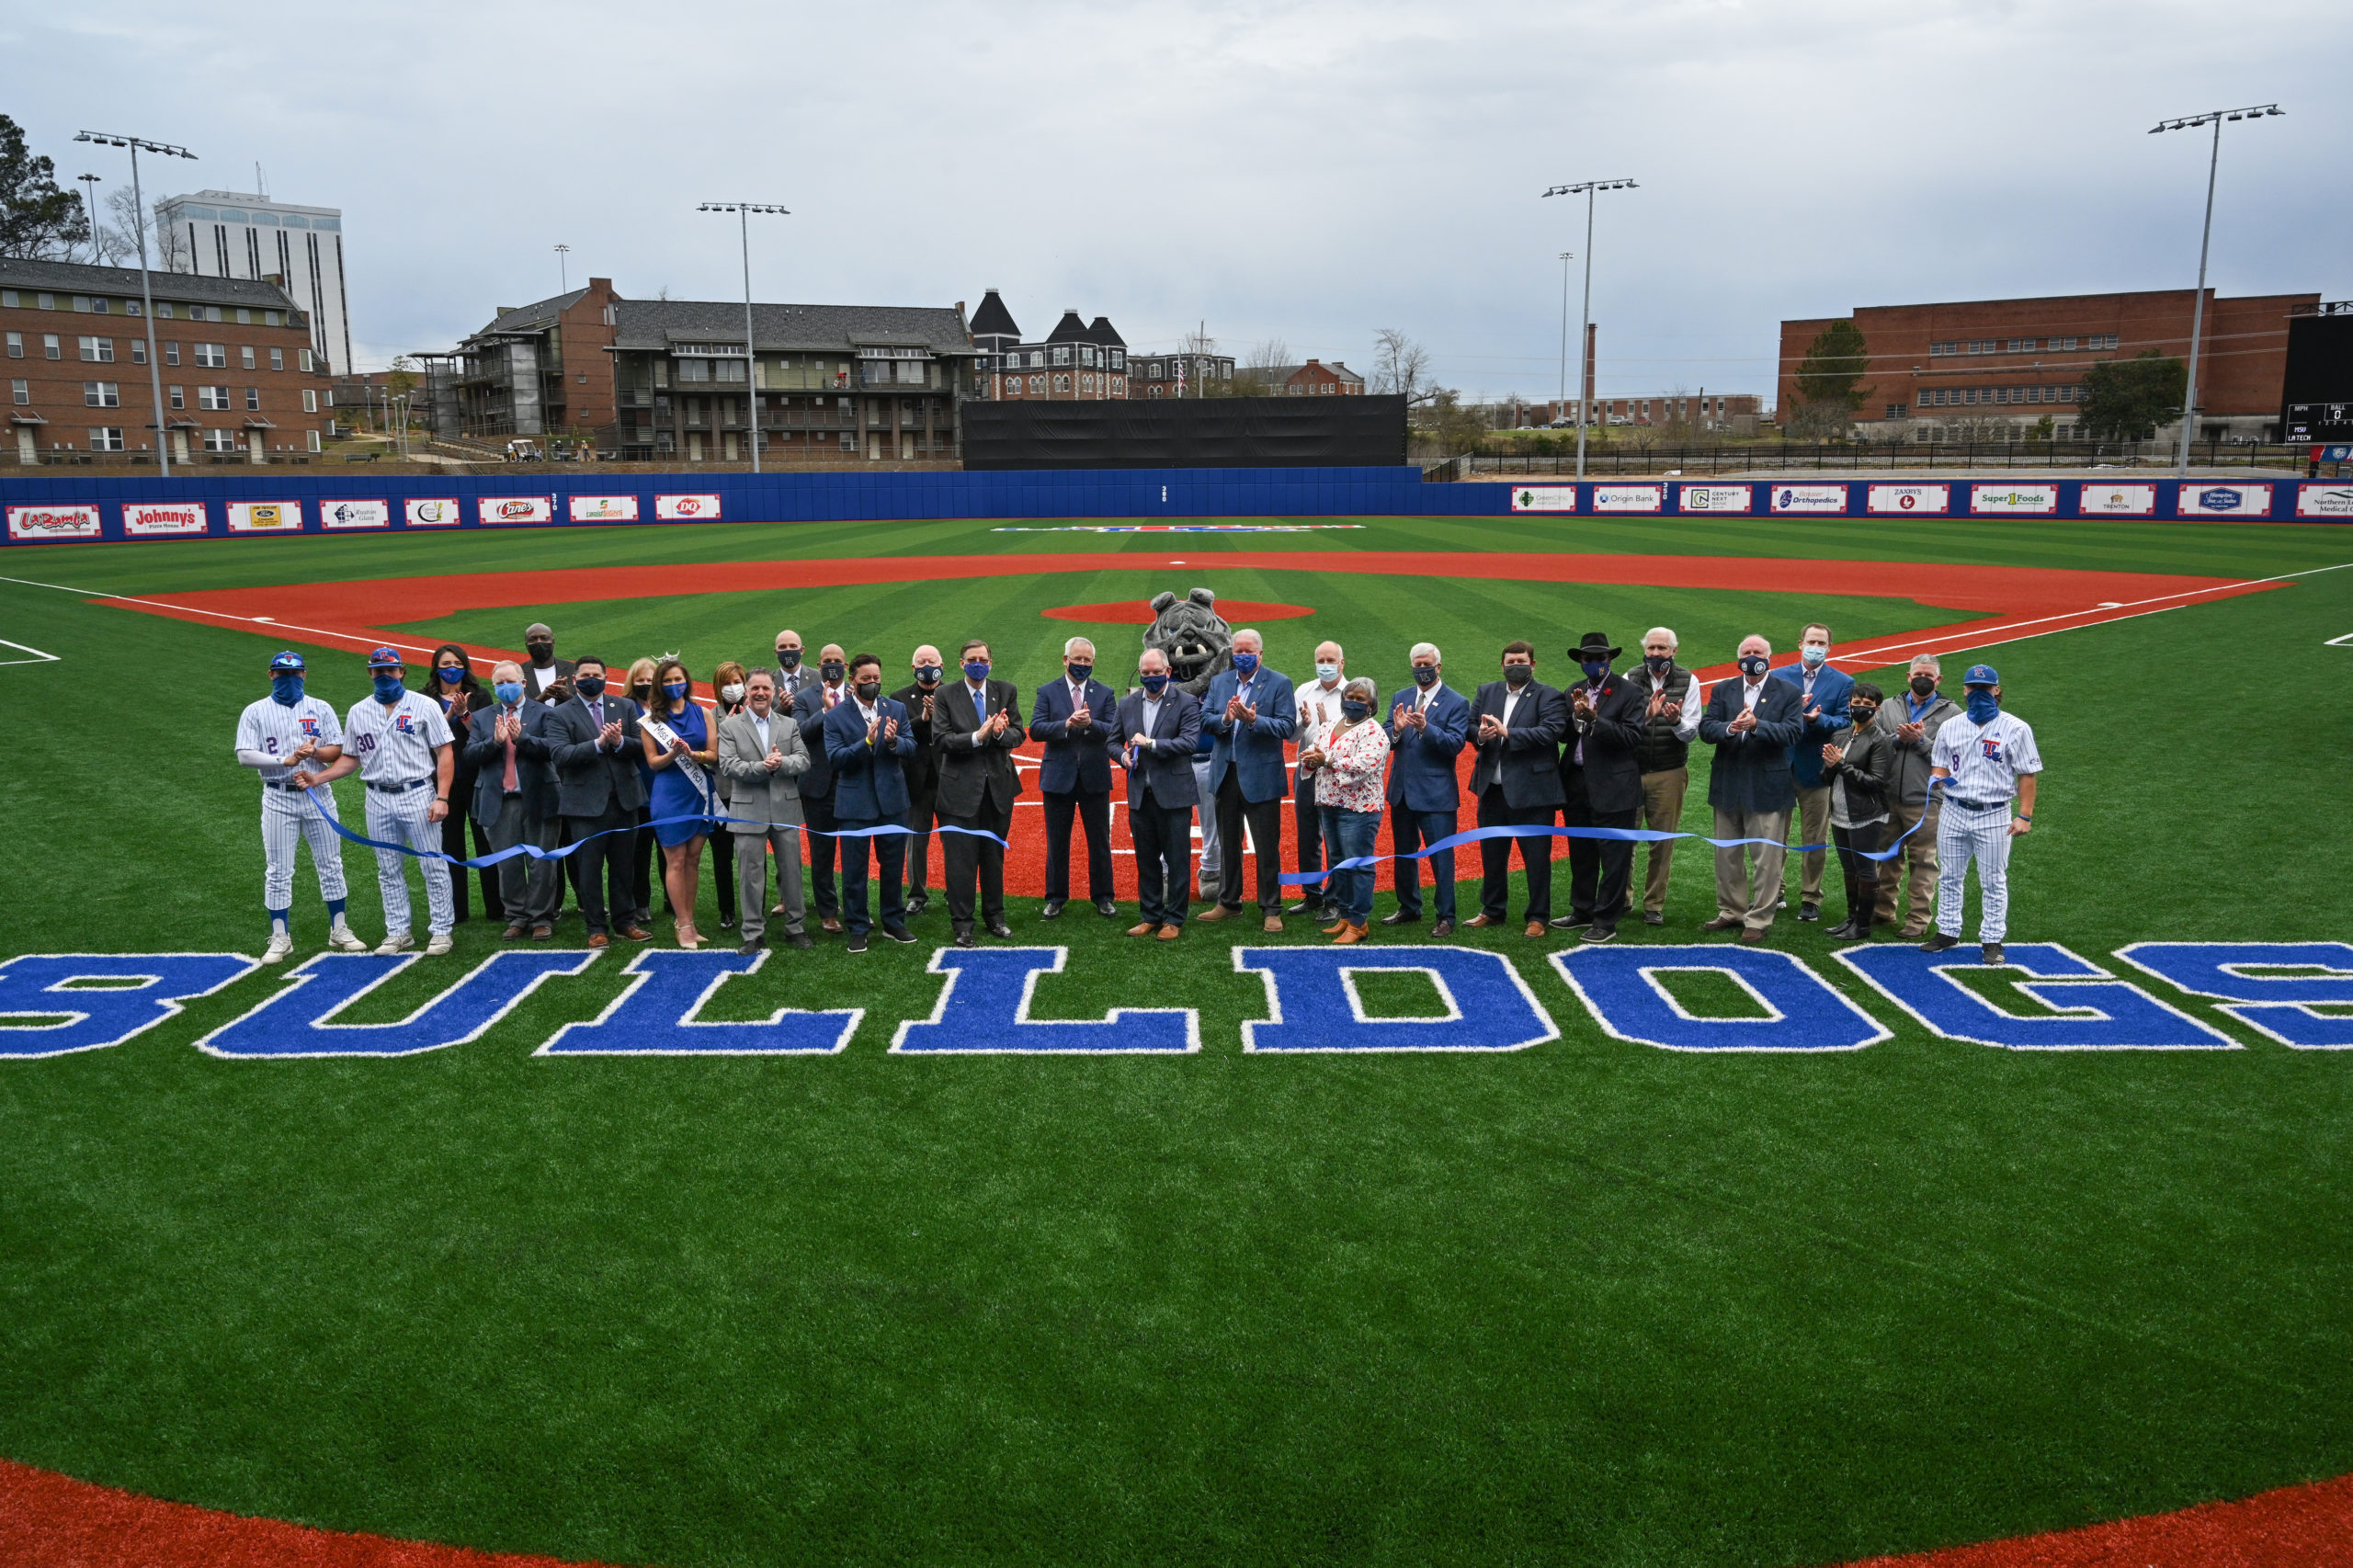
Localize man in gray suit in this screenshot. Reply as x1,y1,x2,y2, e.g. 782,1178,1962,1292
463,660,561,940
1698,634,1805,944
718,668,813,953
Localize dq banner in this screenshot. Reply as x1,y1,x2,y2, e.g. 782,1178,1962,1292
122,501,208,537
1868,483,1949,516
570,494,640,523
322,498,391,530
405,497,461,528
227,501,301,533
479,495,554,526
655,493,722,521
5,504,100,542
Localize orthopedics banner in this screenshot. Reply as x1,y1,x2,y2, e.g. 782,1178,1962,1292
1770,483,1847,514
2177,483,2271,517
1970,484,2059,516
655,494,722,521
4,504,101,542
478,495,554,526
570,494,640,523
1677,484,1753,514
1510,485,1579,513
1867,483,1949,516
122,501,208,537
321,498,390,530
405,497,461,528
2080,483,2158,517
227,501,301,533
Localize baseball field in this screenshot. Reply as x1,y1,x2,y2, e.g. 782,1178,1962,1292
2,505,2349,1567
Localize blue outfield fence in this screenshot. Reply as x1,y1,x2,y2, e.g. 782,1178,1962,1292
1,468,2347,545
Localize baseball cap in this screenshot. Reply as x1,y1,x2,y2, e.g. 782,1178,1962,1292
268,650,306,673
1962,664,1999,687
367,645,405,669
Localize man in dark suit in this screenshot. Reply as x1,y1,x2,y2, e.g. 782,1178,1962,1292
541,654,647,948
770,629,814,706
1551,632,1651,944
464,660,562,940
822,653,917,953
1031,635,1120,919
1109,647,1202,939
1464,640,1567,937
890,643,947,917
520,622,576,705
1381,642,1470,936
1198,628,1298,932
1698,633,1806,944
789,642,851,933
934,638,1027,949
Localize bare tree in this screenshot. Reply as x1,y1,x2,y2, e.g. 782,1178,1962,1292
1370,329,1432,405
1233,336,1289,396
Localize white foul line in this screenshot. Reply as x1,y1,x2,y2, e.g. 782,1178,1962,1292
0,638,60,665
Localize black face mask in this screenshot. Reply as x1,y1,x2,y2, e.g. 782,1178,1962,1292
1504,665,1531,687
855,680,881,704
1909,675,1937,697
1645,653,1673,674
1851,705,1878,726
820,661,846,684
915,666,941,686
526,642,553,665
777,649,801,670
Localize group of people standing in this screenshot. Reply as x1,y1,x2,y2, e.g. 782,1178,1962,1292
235,617,2040,966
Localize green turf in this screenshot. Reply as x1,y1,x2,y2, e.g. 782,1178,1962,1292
2,514,2350,1568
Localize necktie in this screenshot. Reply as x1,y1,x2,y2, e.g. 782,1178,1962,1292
502,708,518,791
824,686,839,710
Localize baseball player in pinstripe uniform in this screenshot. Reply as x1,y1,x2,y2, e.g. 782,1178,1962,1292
1920,664,2040,966
235,651,369,963
293,647,458,956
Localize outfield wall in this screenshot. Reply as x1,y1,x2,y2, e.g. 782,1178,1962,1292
3,468,2348,545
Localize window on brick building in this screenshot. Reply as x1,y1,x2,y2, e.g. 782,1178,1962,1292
84,381,119,407
203,428,234,452
269,347,283,370
1053,373,1070,392
240,345,256,369
131,340,145,364
169,385,185,408
43,334,61,358
9,378,25,404
195,343,225,368
79,335,113,362
244,387,260,411
199,385,231,410
4,331,18,358
89,426,124,450
164,341,180,365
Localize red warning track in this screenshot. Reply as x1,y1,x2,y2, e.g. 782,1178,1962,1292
5,1457,2347,1567
96,551,2275,901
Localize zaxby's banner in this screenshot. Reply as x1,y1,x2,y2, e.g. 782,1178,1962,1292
1868,483,1949,516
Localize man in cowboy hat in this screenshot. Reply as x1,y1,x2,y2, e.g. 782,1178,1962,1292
1552,631,1648,943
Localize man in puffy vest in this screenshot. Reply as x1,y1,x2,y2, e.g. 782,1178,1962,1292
1621,627,1700,926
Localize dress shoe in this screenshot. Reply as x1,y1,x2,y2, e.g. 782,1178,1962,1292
1524,921,1547,939
1463,913,1505,928
952,927,978,949
1430,918,1456,937
1333,922,1368,944
1262,914,1283,934
719,916,737,930
1736,927,1766,945
530,922,553,939
1981,942,2006,966
1041,899,1066,919
586,932,611,949
1919,932,1961,953
1798,903,1821,922
820,917,844,935
786,932,813,950
1642,910,1665,926
501,923,526,941
881,924,916,945
1286,897,1322,915
1127,921,1163,937
740,937,766,955
620,925,654,942
846,932,869,954
1549,914,1587,930
986,919,1015,939
1581,924,1618,944
1321,919,1350,936
1824,918,1859,938
905,892,929,917
1700,915,1743,932
770,903,785,916
1095,899,1119,917
1380,910,1421,927
1155,923,1181,941
1198,904,1234,923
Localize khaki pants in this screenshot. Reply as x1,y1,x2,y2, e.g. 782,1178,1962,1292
1873,798,1940,933
1635,767,1688,915
1794,783,1832,903
1713,807,1790,930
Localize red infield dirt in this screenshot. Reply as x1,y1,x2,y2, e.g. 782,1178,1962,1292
99,551,2274,901
5,1456,2346,1567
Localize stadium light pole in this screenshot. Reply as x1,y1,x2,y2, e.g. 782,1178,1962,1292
2149,104,2280,478
699,202,790,474
554,243,570,292
1542,178,1636,479
76,130,196,479
1557,251,1574,416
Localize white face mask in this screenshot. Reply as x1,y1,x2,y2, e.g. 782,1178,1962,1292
720,683,745,704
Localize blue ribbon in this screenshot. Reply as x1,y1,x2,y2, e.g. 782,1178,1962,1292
1279,778,1961,885
298,790,1006,872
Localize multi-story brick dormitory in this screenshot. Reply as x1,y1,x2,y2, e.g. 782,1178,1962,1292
969,291,1131,403
1779,287,2319,443
3,257,334,466
431,284,980,461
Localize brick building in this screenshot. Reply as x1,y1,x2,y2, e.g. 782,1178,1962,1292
971,292,1131,402
3,256,333,466
1779,288,2319,442
1129,346,1235,397
433,278,624,443
1518,392,1761,433
1251,358,1365,396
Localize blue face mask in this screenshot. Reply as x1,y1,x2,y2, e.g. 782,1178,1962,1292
1231,652,1259,676
494,680,524,705
1800,644,1829,667
1341,699,1371,722
664,681,689,702
1738,654,1770,677
963,661,991,683
1067,663,1093,684
1315,662,1340,683
1581,659,1609,682
575,674,607,699
1413,665,1438,687
1966,691,2000,723
915,665,941,686
1141,673,1170,694
372,674,404,702
269,673,304,706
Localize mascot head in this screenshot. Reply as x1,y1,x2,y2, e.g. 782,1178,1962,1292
1142,587,1233,698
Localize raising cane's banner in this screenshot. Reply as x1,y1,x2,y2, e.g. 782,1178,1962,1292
654,493,722,521
479,495,555,526
5,504,101,542
122,501,209,537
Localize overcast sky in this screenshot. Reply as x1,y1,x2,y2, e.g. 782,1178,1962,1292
10,0,2346,400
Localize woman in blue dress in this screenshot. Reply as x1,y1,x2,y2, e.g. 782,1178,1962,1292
640,655,718,949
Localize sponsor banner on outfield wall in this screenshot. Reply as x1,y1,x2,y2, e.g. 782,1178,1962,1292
122,501,208,537
1970,484,2059,516
404,498,461,528
1510,485,1579,513
1770,483,1847,514
2296,483,2353,519
2178,483,2272,517
1677,483,1753,514
322,499,391,531
2080,483,2158,517
5,504,101,542
1868,483,1949,516
570,494,640,523
479,495,554,526
1591,483,1665,513
654,493,722,521
227,502,301,533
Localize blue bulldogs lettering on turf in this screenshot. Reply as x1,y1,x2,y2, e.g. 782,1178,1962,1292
540,949,859,1055
0,953,256,1059
199,949,595,1057
891,947,1197,1053
1838,943,2236,1051
1553,946,1890,1052
1235,946,1557,1051
2117,942,2353,1049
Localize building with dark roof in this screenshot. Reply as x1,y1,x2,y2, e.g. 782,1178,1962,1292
1243,358,1363,397
3,256,331,466
973,296,1131,403
1127,345,1236,399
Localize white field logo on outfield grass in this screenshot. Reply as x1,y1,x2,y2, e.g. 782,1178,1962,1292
3,943,2345,1060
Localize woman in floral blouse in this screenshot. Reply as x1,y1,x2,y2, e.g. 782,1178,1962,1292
1297,676,1392,943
